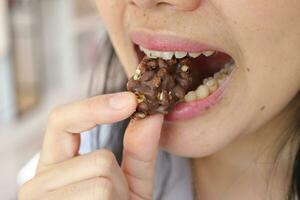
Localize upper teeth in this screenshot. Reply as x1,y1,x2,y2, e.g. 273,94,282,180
175,51,188,59
139,46,215,60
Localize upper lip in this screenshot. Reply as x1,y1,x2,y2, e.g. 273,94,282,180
129,30,225,52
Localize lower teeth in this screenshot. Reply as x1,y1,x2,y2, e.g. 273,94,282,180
183,62,234,102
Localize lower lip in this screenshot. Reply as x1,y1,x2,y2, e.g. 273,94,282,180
165,71,234,121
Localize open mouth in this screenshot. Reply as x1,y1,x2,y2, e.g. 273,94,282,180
134,45,235,99
128,30,238,122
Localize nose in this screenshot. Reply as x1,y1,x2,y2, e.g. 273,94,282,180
130,0,201,11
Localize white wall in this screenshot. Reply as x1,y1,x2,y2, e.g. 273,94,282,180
0,0,16,122
0,0,9,57
41,0,79,91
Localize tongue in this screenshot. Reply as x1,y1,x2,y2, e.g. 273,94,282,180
189,52,232,90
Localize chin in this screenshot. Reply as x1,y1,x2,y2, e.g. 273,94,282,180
159,121,236,158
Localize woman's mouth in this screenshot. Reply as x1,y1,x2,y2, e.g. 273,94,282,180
131,33,235,121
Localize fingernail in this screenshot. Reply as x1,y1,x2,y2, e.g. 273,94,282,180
109,93,133,110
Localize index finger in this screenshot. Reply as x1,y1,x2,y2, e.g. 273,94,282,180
39,92,137,166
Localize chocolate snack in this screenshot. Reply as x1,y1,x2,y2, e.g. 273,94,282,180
127,57,192,119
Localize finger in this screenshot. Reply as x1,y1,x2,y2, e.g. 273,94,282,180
40,92,137,166
29,150,128,198
122,115,164,200
41,178,119,200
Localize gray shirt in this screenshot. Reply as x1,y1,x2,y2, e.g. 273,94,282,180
80,130,194,200
154,151,194,200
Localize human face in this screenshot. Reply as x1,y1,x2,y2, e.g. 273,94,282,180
96,0,300,157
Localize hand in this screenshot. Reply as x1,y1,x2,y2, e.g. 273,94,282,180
18,92,164,200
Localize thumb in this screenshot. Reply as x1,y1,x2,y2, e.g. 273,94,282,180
122,115,164,200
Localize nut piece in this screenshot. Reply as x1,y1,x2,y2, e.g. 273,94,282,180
136,93,146,103
133,74,140,80
181,65,189,72
136,69,141,75
134,112,146,119
127,56,193,119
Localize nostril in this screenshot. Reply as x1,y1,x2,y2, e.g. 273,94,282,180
131,0,159,9
173,0,201,11
157,2,172,7
130,0,201,11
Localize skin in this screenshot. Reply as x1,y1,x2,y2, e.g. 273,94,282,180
19,0,300,199
19,93,164,200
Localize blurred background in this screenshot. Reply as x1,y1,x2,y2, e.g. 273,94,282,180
0,0,105,199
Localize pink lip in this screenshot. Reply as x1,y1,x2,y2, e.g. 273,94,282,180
130,31,223,52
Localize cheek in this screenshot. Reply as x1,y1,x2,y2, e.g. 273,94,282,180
234,1,300,131
218,0,300,66
96,1,125,27
96,0,137,75
160,0,300,157
224,0,300,132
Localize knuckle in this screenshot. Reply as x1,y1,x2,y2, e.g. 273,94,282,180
91,178,113,199
47,105,64,127
62,184,78,198
100,149,116,163
91,150,116,173
84,98,98,119
18,180,34,200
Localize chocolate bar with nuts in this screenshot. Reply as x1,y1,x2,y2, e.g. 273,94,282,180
127,57,192,119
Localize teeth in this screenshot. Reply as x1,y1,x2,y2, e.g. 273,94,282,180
206,78,218,93
183,62,235,102
224,60,234,68
142,49,161,58
217,77,226,85
217,74,227,85
175,51,188,59
224,62,232,69
188,52,202,58
195,85,210,99
224,64,233,73
162,52,174,60
146,51,155,58
184,91,197,102
213,72,222,79
203,51,215,57
152,51,163,58
203,78,208,85
139,45,216,60
139,46,145,52
220,68,229,75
